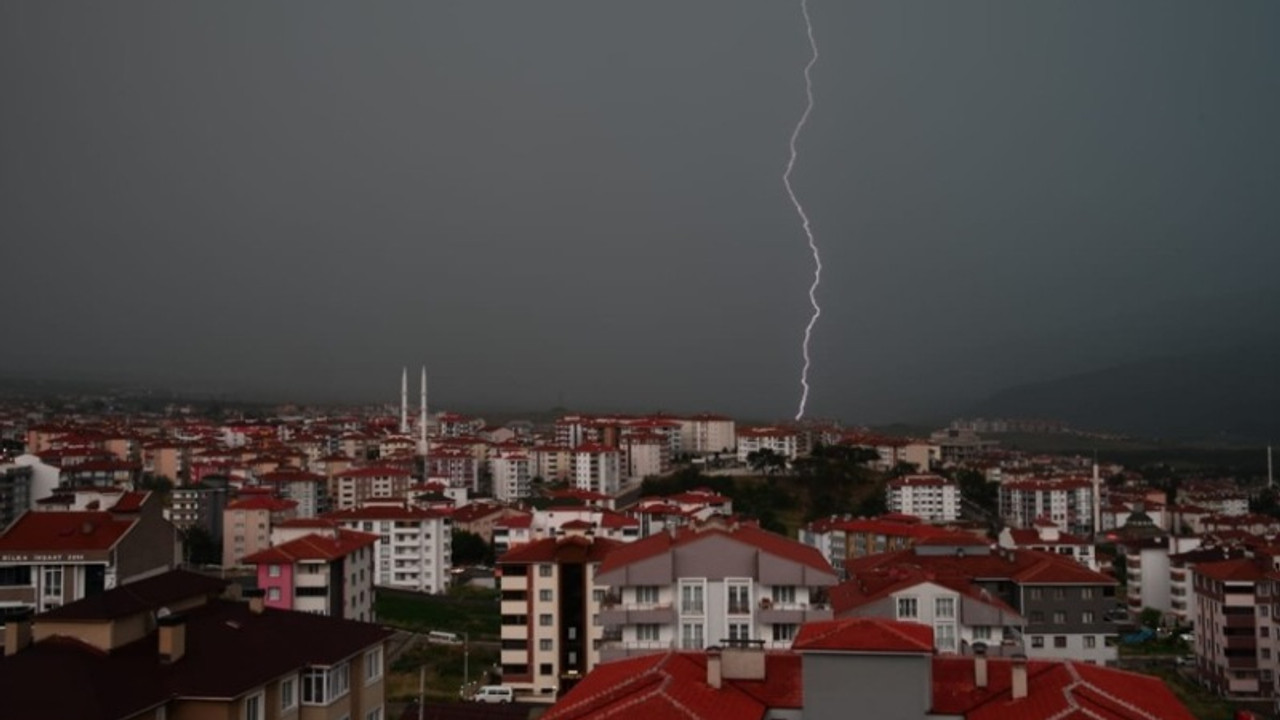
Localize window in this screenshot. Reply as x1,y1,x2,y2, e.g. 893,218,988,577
973,626,992,640
269,565,281,578
540,663,554,676
244,692,264,720
772,624,798,642
897,597,918,619
728,584,750,615
268,587,281,601
280,677,297,712
1263,626,1272,638
42,567,63,599
637,624,660,642
540,614,553,627
1030,611,1045,623
540,639,554,651
1081,587,1095,600
681,584,704,614
1262,605,1272,618
681,623,704,649
636,586,659,605
773,585,796,605
539,564,553,577
329,663,350,700
366,708,383,720
1029,588,1043,600
935,623,957,652
1084,636,1097,649
593,589,605,603
0,566,31,586
1053,611,1066,624
729,623,750,641
1053,588,1066,600
1082,611,1094,624
365,647,383,682
1031,636,1045,648
935,597,956,619
540,589,553,602
1054,636,1068,648
302,668,326,705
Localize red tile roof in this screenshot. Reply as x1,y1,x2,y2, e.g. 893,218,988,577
1193,557,1269,582
0,511,135,552
541,651,800,720
597,522,833,576
324,506,451,521
241,530,378,564
498,535,622,565
226,497,297,512
845,545,1116,586
793,617,934,653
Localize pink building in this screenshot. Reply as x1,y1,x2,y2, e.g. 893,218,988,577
242,528,378,621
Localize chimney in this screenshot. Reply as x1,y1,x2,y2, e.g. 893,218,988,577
706,646,722,689
973,642,988,688
3,609,33,656
158,614,186,664
1011,653,1028,700
244,588,266,615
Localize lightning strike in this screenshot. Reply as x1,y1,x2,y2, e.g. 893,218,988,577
784,0,822,421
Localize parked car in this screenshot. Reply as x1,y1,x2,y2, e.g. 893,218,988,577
473,686,514,704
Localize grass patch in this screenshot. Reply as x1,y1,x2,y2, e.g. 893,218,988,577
388,643,501,702
376,588,500,639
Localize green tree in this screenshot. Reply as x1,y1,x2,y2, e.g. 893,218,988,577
746,449,787,476
452,530,495,566
1139,607,1162,629
181,526,221,566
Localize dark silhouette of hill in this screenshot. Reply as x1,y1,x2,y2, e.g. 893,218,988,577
970,338,1280,442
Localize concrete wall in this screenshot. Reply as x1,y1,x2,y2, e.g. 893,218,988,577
802,652,931,720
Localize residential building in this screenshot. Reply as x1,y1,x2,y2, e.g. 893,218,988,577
539,617,1195,720
572,445,621,496
840,432,940,472
534,445,574,482
496,529,623,702
333,465,413,510
619,433,668,480
242,528,379,621
845,539,1121,665
221,495,298,568
595,518,837,662
0,491,177,614
0,464,32,529
258,468,330,518
1170,545,1249,627
428,445,480,491
735,427,798,464
997,520,1098,570
494,507,640,556
168,479,230,543
1119,534,1203,620
886,474,961,522
490,453,534,503
0,569,391,720
325,503,453,594
798,513,965,577
1192,557,1272,698
830,566,1027,656
998,477,1096,536
677,414,736,456
451,502,524,545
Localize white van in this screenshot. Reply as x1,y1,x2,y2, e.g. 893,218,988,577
473,685,514,704
427,631,461,645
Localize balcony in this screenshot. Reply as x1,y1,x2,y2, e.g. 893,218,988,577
757,600,833,625
598,640,676,663
597,604,676,626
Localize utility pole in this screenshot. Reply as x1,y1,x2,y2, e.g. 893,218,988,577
417,666,425,720
464,631,470,691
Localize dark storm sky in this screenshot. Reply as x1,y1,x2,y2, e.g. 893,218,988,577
2,1,1278,422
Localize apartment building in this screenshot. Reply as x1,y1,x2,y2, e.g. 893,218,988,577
735,427,799,463
427,445,480,491
618,433,668,480
496,529,622,702
1119,534,1203,620
886,474,961,522
490,453,534,503
840,431,940,472
168,479,230,542
0,491,177,615
798,513,964,577
831,566,1027,656
0,570,391,720
493,507,639,556
243,528,378,621
325,504,453,594
1170,545,1249,627
541,617,1194,720
677,414,736,456
332,466,412,510
534,445,574,482
572,445,621,496
997,520,1097,570
846,540,1121,665
1192,557,1272,698
222,496,298,568
258,468,330,518
998,477,1097,536
595,519,837,662
0,464,32,529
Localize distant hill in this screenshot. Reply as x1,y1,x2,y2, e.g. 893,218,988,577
969,338,1280,442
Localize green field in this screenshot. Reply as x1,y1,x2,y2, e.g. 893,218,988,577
376,587,500,640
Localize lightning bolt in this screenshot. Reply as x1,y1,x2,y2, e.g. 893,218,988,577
784,0,821,421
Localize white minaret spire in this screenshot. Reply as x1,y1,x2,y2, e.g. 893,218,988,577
419,365,429,457
400,367,408,434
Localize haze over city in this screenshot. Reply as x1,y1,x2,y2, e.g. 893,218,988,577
3,1,1278,429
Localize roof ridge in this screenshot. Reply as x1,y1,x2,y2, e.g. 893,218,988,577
1065,663,1168,720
